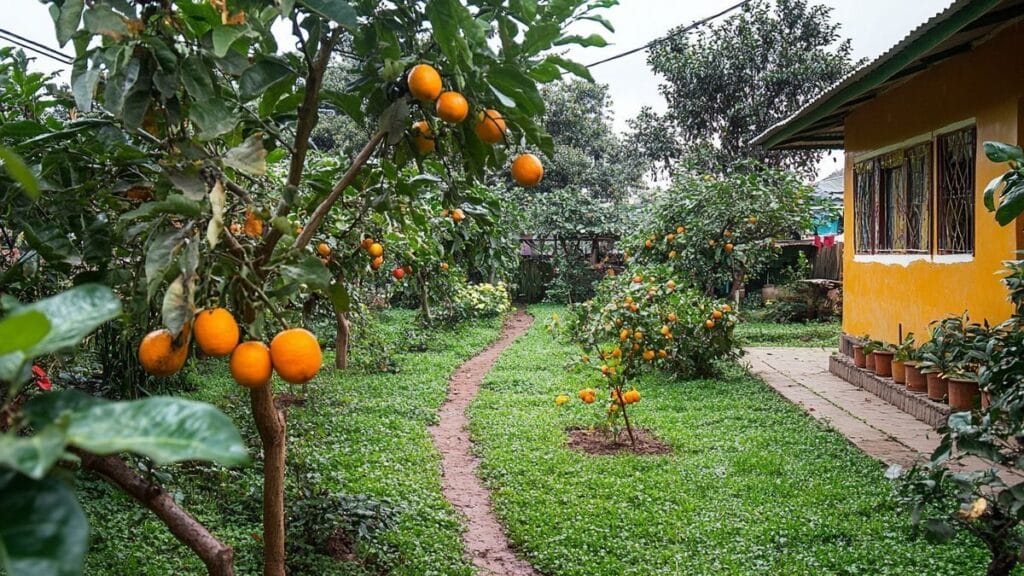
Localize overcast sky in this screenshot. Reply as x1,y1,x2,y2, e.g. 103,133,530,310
4,0,954,177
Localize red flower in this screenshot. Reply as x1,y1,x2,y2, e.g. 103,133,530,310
31,365,52,391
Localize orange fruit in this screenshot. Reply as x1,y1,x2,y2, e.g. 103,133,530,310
619,329,630,342
668,250,677,259
722,304,732,313
408,64,442,101
724,243,734,253
705,319,716,329
411,120,435,154
579,388,596,404
632,275,643,284
609,403,620,413
368,242,384,258
748,216,758,225
660,325,670,336
643,349,655,361
392,267,406,280
371,256,384,270
451,208,465,222
474,109,506,144
666,234,675,242
193,308,239,357
139,323,191,377
667,313,678,322
676,226,685,234
317,243,331,257
440,262,449,271
269,328,322,384
645,240,653,249
361,237,374,250
724,230,733,238
581,355,590,364
708,239,716,246
436,91,469,123
658,349,668,359
230,341,273,389
666,280,676,290
511,153,544,187
229,222,241,235
244,209,263,237
623,389,641,404
611,347,622,358
629,303,639,313
712,310,723,320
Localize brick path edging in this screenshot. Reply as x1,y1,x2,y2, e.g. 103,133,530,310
829,354,949,428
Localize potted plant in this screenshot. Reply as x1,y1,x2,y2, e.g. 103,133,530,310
852,335,867,368
917,336,949,402
946,364,980,411
892,333,915,385
863,338,884,373
872,341,896,378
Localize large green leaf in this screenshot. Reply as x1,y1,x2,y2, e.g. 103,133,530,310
984,141,1024,164
223,133,268,176
65,397,249,466
211,25,247,58
21,221,80,265
0,310,50,356
299,0,357,29
487,66,544,116
280,255,332,290
0,147,40,200
0,427,68,480
189,100,239,141
328,282,350,313
426,0,473,67
239,58,295,102
995,180,1024,226
145,229,186,301
13,284,121,358
53,0,85,46
0,471,88,576
82,4,129,38
122,194,203,221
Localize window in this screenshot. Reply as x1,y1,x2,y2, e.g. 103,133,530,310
853,125,972,257
937,126,976,254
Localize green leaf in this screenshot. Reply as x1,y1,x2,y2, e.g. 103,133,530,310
995,181,1024,226
21,221,80,265
61,396,248,466
0,471,88,576
145,229,186,301
70,67,100,113
545,55,594,82
223,133,267,177
299,0,358,29
239,58,295,102
0,121,49,139
0,147,40,200
983,173,1006,212
922,518,955,544
280,255,332,290
181,56,215,101
0,427,68,480
984,141,1024,164
426,0,474,67
23,390,101,429
212,25,247,58
328,282,350,313
554,34,609,48
54,0,85,46
165,166,207,200
82,5,129,38
378,100,409,145
579,14,615,33
487,66,544,116
122,194,203,221
0,310,50,356
189,100,239,141
9,285,121,358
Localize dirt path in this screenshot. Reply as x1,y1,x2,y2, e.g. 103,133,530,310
428,309,539,576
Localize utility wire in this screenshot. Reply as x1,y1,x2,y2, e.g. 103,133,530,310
0,28,73,65
586,0,753,68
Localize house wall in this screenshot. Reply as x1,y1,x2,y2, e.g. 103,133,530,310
842,21,1024,342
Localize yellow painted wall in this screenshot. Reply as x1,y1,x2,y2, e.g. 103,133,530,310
842,21,1024,342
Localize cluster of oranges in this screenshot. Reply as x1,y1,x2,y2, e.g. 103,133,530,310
138,308,322,389
553,386,640,409
404,63,544,188
441,207,465,223
704,303,733,329
361,236,385,270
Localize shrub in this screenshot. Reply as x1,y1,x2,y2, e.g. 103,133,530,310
439,282,512,322
568,265,740,380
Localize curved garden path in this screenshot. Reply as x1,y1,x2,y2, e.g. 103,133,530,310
428,309,539,576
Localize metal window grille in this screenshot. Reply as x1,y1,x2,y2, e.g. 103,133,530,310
854,160,877,254
936,126,976,255
905,143,932,253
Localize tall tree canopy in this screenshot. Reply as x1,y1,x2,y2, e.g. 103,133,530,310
630,0,855,177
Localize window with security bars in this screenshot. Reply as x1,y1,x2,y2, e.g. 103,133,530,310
937,126,976,255
854,148,931,255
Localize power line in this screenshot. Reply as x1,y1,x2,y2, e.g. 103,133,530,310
0,28,73,65
586,0,753,68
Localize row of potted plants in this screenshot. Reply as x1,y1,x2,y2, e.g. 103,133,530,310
852,314,990,411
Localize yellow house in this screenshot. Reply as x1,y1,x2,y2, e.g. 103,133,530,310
757,0,1024,348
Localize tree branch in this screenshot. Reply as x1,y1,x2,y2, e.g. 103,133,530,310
75,450,235,576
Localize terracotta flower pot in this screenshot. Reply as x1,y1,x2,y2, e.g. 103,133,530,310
853,345,866,368
948,378,980,411
905,363,927,393
926,372,948,402
892,360,907,384
865,352,876,372
873,351,894,378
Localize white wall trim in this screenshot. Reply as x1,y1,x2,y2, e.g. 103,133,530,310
852,253,974,266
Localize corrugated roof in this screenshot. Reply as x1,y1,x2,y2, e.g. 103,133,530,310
814,169,844,197
755,0,1024,150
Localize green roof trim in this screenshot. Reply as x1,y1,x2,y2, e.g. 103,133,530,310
758,0,1002,149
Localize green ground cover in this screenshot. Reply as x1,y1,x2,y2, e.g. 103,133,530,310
467,305,988,576
735,320,840,348
77,310,503,575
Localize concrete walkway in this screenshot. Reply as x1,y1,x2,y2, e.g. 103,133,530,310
744,347,997,473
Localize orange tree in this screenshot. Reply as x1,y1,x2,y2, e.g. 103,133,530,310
623,165,831,298
2,0,615,574
562,263,739,447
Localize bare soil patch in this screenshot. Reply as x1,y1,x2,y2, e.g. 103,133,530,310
566,427,673,456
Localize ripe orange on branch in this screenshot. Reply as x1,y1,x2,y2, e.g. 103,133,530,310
230,341,273,389
244,209,263,237
139,324,192,377
408,63,442,101
511,153,544,187
436,91,469,123
317,243,332,257
451,208,465,222
269,328,322,384
194,308,239,357
368,242,384,258
474,109,507,143
411,120,435,154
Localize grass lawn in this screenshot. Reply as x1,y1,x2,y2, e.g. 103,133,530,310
735,320,840,348
77,310,503,575
467,305,988,576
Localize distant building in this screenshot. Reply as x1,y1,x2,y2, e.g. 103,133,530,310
813,169,844,236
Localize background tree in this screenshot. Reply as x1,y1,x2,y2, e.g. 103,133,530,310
631,0,855,177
